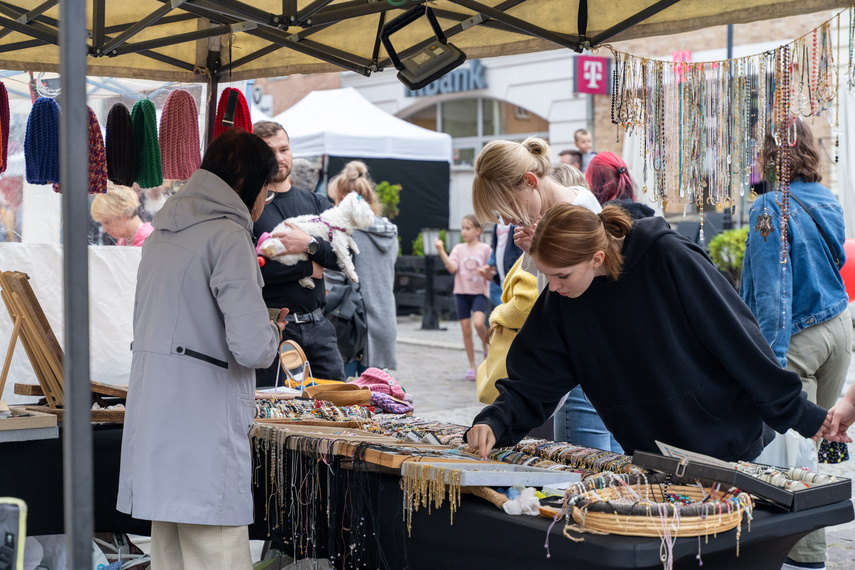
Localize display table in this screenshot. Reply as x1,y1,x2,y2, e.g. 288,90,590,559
249,468,854,570
4,423,852,570
0,424,150,537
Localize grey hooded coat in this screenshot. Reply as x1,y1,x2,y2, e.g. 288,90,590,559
117,169,279,525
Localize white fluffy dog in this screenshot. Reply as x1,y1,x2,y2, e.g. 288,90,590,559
257,192,376,288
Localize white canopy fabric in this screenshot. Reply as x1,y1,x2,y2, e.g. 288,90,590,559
272,87,452,162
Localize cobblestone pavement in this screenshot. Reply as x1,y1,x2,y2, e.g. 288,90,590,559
390,315,855,566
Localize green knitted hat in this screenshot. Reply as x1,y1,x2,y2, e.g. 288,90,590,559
131,99,163,189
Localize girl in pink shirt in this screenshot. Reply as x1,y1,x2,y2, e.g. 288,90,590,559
435,215,493,381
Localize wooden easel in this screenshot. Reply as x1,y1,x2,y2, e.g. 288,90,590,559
0,270,126,422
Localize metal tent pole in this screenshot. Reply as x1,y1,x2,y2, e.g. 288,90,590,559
60,0,94,567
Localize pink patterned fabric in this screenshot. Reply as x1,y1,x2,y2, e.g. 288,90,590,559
351,367,406,400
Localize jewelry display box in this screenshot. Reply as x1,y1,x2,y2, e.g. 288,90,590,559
632,450,851,511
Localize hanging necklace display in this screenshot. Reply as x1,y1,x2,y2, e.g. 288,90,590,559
606,4,851,258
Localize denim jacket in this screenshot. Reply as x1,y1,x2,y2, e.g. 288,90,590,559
741,179,848,368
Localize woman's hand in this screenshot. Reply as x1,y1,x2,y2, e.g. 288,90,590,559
275,308,289,340
434,238,445,253
823,401,855,443
467,424,497,460
513,224,536,253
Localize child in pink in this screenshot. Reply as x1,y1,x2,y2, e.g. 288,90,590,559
435,215,493,381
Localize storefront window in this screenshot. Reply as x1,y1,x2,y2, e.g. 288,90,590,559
482,99,502,137
453,148,476,166
406,105,437,131
441,99,478,137
404,97,548,167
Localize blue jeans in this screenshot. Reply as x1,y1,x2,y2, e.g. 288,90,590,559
343,359,368,379
553,385,623,452
489,281,502,307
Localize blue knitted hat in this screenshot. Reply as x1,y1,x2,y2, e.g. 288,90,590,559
131,98,163,189
24,97,60,185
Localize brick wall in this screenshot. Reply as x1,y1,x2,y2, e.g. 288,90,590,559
253,73,340,117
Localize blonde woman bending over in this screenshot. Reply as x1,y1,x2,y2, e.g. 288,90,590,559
472,137,620,452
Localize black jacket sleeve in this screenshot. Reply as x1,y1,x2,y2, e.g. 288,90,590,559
470,289,578,447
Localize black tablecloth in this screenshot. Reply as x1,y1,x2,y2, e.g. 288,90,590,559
3,426,852,570
0,425,150,537
250,468,854,570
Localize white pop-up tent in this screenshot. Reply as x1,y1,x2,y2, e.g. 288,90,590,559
272,87,452,163
272,87,452,253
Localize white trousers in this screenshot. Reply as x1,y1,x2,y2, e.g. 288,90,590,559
150,520,252,570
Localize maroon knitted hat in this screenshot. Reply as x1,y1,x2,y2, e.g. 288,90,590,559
213,88,252,138
0,82,9,173
50,106,107,194
159,89,201,180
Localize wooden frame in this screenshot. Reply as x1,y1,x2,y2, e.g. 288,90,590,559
0,270,126,422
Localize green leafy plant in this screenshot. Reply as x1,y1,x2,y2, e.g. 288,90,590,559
375,181,402,220
411,229,446,257
707,227,749,292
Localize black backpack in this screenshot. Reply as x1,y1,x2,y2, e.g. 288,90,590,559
323,277,368,363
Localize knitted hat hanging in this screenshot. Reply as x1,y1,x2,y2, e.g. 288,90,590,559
51,106,108,194
213,87,251,139
86,106,107,194
159,89,201,180
131,98,163,189
24,97,60,186
106,103,135,187
0,82,10,173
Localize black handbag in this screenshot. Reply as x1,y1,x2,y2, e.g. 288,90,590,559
323,278,368,363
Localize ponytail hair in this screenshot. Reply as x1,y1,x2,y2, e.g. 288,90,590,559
472,136,552,226
531,204,632,281
328,160,380,214
585,151,635,205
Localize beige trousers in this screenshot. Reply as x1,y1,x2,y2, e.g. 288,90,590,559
786,309,852,564
150,520,252,570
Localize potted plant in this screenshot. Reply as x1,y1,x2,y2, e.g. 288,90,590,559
707,227,749,292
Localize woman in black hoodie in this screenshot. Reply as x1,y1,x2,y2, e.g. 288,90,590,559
467,203,838,462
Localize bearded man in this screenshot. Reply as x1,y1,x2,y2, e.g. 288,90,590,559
251,121,345,385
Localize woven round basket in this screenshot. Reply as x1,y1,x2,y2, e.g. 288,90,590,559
568,483,753,538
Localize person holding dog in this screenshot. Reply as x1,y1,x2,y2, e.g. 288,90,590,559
252,121,346,384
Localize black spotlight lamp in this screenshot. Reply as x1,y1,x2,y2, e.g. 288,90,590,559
380,5,466,91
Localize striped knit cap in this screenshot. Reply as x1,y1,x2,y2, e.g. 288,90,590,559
0,82,9,173
160,89,200,180
106,103,135,187
24,97,60,185
131,98,163,189
87,106,108,194
213,88,252,138
51,106,108,194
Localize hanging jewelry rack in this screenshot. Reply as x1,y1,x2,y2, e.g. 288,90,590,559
604,5,851,250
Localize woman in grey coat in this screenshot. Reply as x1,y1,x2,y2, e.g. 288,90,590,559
117,129,284,570
328,161,398,375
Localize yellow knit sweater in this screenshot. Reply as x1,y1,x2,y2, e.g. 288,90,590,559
488,255,538,330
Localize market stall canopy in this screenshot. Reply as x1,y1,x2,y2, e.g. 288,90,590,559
0,0,850,82
273,87,452,162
